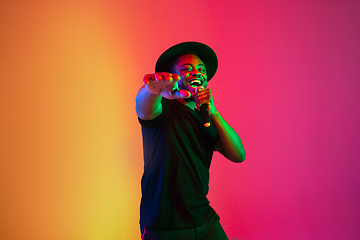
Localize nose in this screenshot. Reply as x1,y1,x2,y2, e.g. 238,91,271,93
190,71,202,77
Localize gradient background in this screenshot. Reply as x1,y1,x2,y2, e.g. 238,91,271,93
1,0,359,239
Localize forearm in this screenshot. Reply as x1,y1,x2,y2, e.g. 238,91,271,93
211,111,246,163
135,86,162,120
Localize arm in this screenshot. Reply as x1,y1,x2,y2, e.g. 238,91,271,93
135,85,162,120
195,88,246,163
212,111,246,163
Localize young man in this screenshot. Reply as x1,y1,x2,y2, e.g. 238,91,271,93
136,42,246,239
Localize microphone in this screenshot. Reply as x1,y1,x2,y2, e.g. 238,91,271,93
200,104,210,127
195,86,211,127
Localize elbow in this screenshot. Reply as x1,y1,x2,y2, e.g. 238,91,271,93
220,141,246,163
231,151,246,163
233,156,245,163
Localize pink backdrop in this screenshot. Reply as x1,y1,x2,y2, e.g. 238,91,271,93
1,0,359,239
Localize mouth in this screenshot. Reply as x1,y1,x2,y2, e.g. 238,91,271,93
187,78,203,88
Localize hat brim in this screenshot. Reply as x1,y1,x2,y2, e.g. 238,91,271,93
155,42,218,81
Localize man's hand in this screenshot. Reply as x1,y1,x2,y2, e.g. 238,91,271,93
195,87,217,115
143,72,191,99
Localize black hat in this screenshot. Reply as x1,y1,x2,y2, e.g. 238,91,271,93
155,41,218,81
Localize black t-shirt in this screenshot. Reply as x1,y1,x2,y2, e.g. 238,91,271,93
139,98,220,229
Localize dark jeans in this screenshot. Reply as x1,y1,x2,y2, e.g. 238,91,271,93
140,214,229,240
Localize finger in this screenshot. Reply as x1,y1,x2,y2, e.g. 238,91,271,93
195,88,211,100
196,93,210,101
196,98,210,108
194,87,208,98
196,90,212,100
154,72,164,81
195,94,209,107
143,74,154,85
172,73,181,81
195,86,209,93
161,72,173,82
174,90,191,99
195,89,212,108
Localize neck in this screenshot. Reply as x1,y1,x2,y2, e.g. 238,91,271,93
177,98,196,110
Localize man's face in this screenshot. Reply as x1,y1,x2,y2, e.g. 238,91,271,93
172,54,208,95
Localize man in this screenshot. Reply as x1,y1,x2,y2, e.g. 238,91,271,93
136,42,246,239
